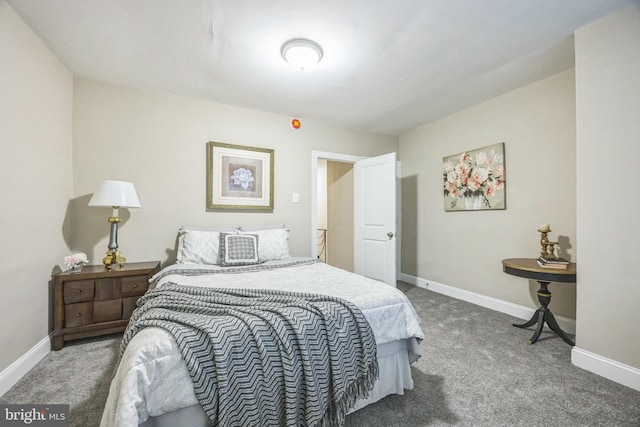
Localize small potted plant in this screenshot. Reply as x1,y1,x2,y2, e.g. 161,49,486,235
64,252,90,273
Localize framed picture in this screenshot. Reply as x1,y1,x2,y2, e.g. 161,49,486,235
207,142,274,210
443,142,506,211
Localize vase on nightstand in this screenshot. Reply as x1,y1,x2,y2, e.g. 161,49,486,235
64,253,89,274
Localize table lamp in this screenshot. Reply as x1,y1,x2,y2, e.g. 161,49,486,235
88,180,142,269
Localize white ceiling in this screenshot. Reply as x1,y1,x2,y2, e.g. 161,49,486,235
7,0,638,135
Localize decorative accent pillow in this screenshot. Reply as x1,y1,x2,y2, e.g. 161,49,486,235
176,227,237,265
219,233,261,266
238,227,291,261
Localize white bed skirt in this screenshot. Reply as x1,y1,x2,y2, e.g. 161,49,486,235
139,338,419,427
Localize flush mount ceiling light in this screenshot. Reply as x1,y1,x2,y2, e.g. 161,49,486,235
281,38,323,71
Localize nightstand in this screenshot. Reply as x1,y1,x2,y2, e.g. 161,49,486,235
53,261,160,350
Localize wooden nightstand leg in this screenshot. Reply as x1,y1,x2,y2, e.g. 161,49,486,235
53,335,64,351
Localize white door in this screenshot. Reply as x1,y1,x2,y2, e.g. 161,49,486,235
354,152,397,286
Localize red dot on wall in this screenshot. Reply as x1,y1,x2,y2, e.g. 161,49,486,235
291,118,301,129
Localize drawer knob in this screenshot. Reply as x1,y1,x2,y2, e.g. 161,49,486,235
76,313,81,317
76,290,82,294
133,284,137,288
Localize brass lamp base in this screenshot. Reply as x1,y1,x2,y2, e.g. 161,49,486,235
102,250,126,270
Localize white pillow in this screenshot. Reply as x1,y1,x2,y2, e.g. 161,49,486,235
219,233,260,266
238,227,291,261
176,227,237,264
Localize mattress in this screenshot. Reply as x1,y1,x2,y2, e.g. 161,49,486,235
101,258,425,427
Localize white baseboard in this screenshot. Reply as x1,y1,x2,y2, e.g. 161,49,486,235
399,272,576,335
571,347,640,392
0,335,51,397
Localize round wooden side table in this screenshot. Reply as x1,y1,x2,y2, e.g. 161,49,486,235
502,258,576,346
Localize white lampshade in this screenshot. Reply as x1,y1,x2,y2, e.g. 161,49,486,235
281,39,323,71
88,180,142,208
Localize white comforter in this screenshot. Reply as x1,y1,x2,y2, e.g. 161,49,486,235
101,258,424,427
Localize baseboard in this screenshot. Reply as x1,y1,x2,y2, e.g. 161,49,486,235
572,347,640,392
0,335,51,397
398,272,576,335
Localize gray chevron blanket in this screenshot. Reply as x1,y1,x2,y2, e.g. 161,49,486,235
119,284,378,427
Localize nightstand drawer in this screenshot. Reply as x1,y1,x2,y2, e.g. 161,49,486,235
64,280,95,304
122,275,148,297
94,299,123,323
65,302,93,327
95,278,122,300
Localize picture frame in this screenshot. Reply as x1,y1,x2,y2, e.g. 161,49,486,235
443,142,506,211
206,142,274,211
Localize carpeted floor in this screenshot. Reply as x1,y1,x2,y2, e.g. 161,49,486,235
2,284,639,426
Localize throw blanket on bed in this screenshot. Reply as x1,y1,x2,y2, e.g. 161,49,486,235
119,284,379,427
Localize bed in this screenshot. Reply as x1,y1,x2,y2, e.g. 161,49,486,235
100,226,425,427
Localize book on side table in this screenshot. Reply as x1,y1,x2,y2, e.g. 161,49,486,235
537,256,569,269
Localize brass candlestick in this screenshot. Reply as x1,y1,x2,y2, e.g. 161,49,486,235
538,225,558,259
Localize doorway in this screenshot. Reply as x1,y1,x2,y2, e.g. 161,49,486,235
317,159,355,271
311,150,401,285
311,151,365,270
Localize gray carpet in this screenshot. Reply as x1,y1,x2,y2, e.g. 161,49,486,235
2,284,639,426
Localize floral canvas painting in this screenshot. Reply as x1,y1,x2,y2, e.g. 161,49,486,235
443,142,506,211
207,142,274,210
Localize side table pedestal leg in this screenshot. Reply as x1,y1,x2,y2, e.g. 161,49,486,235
511,280,575,346
512,312,538,329
513,308,546,345
544,310,575,346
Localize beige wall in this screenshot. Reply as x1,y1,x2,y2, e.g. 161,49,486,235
326,161,354,271
71,79,398,267
399,69,577,319
0,2,73,372
574,4,640,368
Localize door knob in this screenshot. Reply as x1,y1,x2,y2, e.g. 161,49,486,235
387,232,395,240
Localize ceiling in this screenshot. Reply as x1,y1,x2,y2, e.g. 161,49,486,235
7,0,637,136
